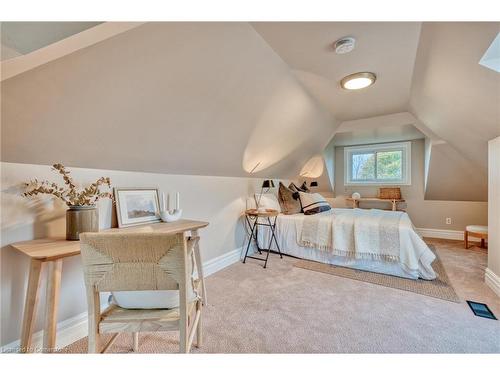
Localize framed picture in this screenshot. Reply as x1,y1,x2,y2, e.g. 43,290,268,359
114,188,161,227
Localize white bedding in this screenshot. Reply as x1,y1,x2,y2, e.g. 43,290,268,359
256,208,436,280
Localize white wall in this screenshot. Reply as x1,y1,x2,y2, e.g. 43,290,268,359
327,139,488,231
487,137,500,296
0,161,287,346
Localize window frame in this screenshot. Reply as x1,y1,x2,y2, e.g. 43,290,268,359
344,141,411,186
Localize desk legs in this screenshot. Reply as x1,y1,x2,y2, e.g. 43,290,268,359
191,229,207,305
43,259,62,352
20,259,43,353
20,258,63,353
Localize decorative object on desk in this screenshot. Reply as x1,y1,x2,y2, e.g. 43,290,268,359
256,179,275,212
22,163,112,240
351,192,361,200
114,187,161,227
66,206,99,240
160,209,183,222
159,191,183,222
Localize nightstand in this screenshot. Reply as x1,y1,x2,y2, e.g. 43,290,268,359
243,209,282,268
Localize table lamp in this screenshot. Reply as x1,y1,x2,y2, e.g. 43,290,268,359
256,179,275,211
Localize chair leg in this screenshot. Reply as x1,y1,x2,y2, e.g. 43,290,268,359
481,238,485,248
132,332,139,352
464,231,469,249
88,327,100,354
196,300,202,348
87,288,101,354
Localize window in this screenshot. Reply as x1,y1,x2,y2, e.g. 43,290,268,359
344,142,411,185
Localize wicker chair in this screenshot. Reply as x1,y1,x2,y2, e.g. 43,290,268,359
80,232,202,353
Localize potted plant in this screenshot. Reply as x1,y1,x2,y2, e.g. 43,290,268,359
23,163,113,240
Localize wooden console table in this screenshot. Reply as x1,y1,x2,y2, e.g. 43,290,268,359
10,219,209,353
346,197,406,211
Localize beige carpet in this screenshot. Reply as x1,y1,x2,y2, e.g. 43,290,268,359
62,239,500,353
294,248,460,303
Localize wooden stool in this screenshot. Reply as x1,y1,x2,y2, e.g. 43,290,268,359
464,225,488,249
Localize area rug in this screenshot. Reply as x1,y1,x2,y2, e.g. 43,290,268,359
293,247,460,303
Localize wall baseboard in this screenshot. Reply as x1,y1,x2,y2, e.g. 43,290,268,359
1,247,243,352
202,247,242,277
1,310,89,353
416,228,464,240
485,268,500,298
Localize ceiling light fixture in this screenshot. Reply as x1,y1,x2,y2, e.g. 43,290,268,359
334,37,356,54
340,72,376,90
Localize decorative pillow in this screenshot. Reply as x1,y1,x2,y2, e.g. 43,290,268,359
298,192,331,215
278,182,302,215
289,182,310,193
254,193,281,212
299,181,310,192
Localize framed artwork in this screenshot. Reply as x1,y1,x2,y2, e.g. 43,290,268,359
114,187,161,227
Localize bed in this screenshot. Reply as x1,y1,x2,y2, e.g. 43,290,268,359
255,208,436,280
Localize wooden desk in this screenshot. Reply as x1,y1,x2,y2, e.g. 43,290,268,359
10,219,209,353
345,197,406,211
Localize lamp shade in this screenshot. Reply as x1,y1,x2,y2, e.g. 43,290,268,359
310,181,318,187
262,179,275,188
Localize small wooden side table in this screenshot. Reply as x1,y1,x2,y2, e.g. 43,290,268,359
243,209,282,268
10,219,209,353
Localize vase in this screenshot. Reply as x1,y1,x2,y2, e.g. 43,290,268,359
66,205,99,241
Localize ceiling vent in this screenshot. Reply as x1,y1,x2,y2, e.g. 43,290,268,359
334,37,356,54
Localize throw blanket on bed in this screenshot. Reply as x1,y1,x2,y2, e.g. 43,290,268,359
299,209,402,263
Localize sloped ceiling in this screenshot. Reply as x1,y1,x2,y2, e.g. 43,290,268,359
254,22,498,201
410,22,500,171
410,22,499,201
1,22,498,201
1,22,336,178
252,22,421,121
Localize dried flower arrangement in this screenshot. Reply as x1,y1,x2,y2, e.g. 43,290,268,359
23,163,113,207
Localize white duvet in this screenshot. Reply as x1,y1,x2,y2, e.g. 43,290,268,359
257,208,437,280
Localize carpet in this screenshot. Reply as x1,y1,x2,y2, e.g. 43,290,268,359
61,239,499,353
293,248,460,303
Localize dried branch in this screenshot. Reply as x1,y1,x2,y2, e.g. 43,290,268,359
23,163,113,207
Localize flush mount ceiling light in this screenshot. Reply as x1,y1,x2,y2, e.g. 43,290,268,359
334,37,356,54
340,72,376,90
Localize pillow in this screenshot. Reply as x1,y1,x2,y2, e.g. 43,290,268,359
278,182,302,215
254,193,281,212
298,192,331,215
299,181,310,192
289,182,310,193
111,252,197,309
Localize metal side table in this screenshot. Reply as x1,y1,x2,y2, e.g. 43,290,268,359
243,209,282,268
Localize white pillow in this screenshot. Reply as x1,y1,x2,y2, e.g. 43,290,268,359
254,193,281,212
111,252,197,309
298,192,331,215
